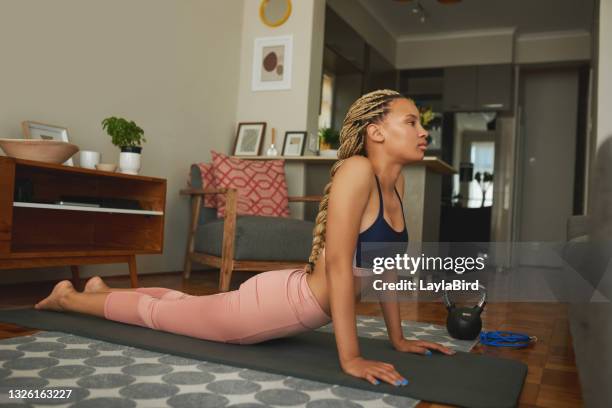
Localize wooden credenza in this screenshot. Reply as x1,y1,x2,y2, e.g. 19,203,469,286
0,156,166,287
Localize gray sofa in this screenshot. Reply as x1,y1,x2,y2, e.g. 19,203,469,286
565,215,612,407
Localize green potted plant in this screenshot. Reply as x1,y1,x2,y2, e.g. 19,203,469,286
418,105,442,148
318,127,340,158
102,117,146,175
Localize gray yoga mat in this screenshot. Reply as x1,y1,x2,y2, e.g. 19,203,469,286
0,308,526,408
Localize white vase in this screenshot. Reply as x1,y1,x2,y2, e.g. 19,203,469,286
319,149,338,158
266,144,279,156
119,147,141,175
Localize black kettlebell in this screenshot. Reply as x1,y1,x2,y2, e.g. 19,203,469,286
442,284,487,340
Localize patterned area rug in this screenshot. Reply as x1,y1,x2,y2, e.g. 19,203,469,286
0,316,477,408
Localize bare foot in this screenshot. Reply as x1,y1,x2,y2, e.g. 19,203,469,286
34,280,75,311
84,276,110,293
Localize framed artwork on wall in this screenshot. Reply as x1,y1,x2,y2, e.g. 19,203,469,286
233,122,266,156
22,121,74,166
252,35,293,91
259,0,292,28
282,131,306,156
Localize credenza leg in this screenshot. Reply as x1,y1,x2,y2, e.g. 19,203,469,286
70,265,80,289
128,256,138,288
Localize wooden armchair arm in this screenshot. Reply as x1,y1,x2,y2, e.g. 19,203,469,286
182,187,237,224
288,195,323,202
181,189,321,202
180,187,236,196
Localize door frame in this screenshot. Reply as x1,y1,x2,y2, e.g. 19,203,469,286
459,129,497,208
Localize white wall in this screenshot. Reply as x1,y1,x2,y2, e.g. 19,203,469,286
0,0,244,283
235,0,325,218
235,0,324,146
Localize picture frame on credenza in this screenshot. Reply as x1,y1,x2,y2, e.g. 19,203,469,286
22,121,74,166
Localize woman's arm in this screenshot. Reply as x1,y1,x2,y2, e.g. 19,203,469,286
378,172,455,356
377,269,404,346
325,157,407,386
325,157,371,365
379,173,405,346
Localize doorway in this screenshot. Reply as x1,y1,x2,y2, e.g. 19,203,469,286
440,112,497,243
516,68,579,242
460,130,496,209
514,67,582,267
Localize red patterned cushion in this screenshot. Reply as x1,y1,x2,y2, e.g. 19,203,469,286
196,163,218,208
211,151,290,218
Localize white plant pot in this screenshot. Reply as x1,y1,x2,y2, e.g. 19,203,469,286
119,152,141,175
319,149,338,158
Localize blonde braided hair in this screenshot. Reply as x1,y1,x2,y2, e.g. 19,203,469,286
304,89,409,273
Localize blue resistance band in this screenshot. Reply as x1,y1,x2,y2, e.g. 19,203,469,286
479,331,537,348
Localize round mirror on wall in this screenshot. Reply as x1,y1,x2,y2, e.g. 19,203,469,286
259,0,292,27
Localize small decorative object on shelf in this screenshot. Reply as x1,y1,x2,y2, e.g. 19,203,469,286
282,131,306,156
0,138,78,165
308,132,320,155
233,122,266,156
102,116,146,175
79,150,101,169
266,127,279,156
21,121,77,166
95,163,117,172
318,127,339,158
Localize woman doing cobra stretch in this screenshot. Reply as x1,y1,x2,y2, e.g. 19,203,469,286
35,89,455,386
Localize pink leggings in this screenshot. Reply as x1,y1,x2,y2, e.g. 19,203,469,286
103,268,331,344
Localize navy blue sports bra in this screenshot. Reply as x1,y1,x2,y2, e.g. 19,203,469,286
354,175,409,268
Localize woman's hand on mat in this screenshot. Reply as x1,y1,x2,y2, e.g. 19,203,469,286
392,338,456,356
341,357,408,386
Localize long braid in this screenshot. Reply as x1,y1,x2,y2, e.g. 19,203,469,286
304,89,407,273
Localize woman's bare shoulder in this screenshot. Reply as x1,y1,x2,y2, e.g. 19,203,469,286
328,156,374,210
334,156,374,181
